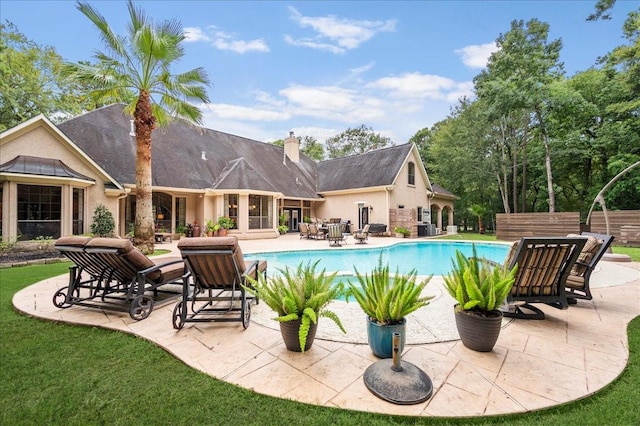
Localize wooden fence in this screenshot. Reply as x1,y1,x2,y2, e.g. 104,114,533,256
496,211,640,246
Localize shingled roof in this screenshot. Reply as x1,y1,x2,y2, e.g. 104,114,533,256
57,104,320,199
316,144,413,192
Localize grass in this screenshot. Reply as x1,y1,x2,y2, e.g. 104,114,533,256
1,261,639,425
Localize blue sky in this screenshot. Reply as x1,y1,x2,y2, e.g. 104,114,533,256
2,1,637,145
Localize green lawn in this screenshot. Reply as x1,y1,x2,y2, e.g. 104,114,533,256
1,262,639,425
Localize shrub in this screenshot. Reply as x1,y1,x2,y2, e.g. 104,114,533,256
90,204,115,237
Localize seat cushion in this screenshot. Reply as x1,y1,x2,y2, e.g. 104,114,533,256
55,235,92,248
152,256,184,283
567,234,602,276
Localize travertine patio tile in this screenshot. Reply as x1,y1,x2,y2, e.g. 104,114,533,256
585,365,624,394
522,334,585,369
196,341,263,378
224,350,278,381
584,346,628,374
268,342,333,370
282,378,338,405
423,382,490,416
231,359,313,398
402,346,457,388
495,381,557,412
304,348,372,392
164,336,216,364
497,351,587,402
484,386,528,415
442,359,497,397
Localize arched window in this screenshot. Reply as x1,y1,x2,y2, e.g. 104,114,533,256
408,162,415,186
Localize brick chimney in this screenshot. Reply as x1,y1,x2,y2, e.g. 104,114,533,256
284,131,299,163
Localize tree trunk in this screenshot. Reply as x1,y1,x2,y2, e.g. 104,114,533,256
521,127,528,213
133,93,156,254
536,108,555,213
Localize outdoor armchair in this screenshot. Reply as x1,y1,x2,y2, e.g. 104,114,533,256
501,236,587,320
565,232,614,301
353,224,370,244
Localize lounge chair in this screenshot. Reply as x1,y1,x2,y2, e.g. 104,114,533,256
53,237,184,320
327,224,346,246
173,236,267,330
565,232,614,302
353,224,370,244
501,236,587,320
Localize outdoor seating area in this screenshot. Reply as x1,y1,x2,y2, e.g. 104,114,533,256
13,234,639,418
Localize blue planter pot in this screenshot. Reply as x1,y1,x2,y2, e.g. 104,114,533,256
366,317,406,358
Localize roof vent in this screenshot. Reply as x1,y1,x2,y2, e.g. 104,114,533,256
201,151,207,160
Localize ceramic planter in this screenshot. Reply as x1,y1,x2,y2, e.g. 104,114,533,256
454,306,502,352
366,317,406,358
279,319,318,352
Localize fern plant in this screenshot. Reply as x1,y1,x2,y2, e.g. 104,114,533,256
244,260,346,352
443,245,518,314
347,255,432,325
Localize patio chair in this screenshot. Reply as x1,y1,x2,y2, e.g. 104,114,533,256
327,223,346,246
173,236,267,330
565,232,614,302
53,236,108,309
353,224,370,244
308,223,321,240
80,237,184,320
299,222,310,239
501,236,587,320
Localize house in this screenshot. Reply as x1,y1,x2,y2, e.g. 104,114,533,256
0,104,455,241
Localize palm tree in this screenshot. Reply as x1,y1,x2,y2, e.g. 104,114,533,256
467,204,488,234
63,1,210,253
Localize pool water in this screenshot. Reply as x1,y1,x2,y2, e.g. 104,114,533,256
245,241,509,277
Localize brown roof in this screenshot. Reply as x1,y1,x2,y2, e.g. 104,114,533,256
317,144,413,192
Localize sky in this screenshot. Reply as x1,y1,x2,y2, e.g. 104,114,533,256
2,0,637,145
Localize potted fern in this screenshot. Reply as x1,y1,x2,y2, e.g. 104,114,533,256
443,246,518,352
348,256,432,358
244,260,346,353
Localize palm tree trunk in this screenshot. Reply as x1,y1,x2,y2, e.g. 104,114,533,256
133,93,156,254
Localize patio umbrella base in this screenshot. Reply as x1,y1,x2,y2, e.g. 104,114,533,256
363,359,433,405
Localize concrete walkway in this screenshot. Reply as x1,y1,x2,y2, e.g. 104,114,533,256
12,235,640,417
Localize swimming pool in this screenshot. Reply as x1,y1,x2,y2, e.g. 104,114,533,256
245,241,509,277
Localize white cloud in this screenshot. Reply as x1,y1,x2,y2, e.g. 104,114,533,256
455,42,498,68
204,103,289,121
286,7,396,54
184,27,210,42
367,72,458,99
213,31,270,53
182,26,269,54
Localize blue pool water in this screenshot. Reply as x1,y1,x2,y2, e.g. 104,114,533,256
245,241,509,277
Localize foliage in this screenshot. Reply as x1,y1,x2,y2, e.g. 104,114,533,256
325,124,394,159
394,226,410,236
278,225,289,235
0,22,91,131
90,204,115,237
244,260,346,352
204,219,217,233
0,237,18,255
269,135,325,161
347,256,432,325
217,216,234,229
443,246,518,313
62,0,210,254
467,204,488,234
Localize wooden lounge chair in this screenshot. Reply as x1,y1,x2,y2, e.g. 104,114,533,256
501,236,587,320
173,236,267,330
327,223,346,246
353,224,370,244
565,232,614,302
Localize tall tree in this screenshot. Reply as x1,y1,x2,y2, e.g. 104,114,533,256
325,125,393,159
63,1,210,253
475,19,564,212
0,22,88,130
299,135,325,161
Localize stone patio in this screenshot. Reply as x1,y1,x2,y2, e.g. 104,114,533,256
12,234,640,417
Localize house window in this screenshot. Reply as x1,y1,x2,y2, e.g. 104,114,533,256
72,188,84,235
152,192,172,232
408,162,415,186
224,194,239,229
248,194,272,230
125,195,136,235
17,184,61,240
417,206,423,223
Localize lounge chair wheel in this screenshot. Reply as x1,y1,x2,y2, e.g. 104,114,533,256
52,287,76,308
242,300,251,329
129,295,154,320
172,301,185,330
